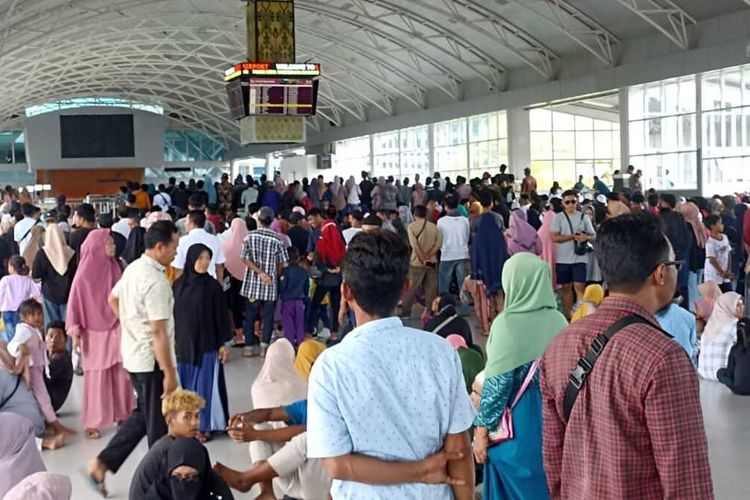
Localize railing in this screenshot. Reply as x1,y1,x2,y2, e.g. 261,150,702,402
84,195,120,215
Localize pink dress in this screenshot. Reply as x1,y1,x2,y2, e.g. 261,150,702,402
9,323,56,423
538,211,557,289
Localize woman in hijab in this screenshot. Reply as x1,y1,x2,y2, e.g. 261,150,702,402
537,208,557,289
173,244,231,441
345,175,360,212
695,281,722,331
122,223,146,265
145,438,233,500
412,181,428,208
307,178,321,209
0,413,47,498
679,201,707,311
473,253,567,500
31,223,74,324
330,176,347,212
293,339,326,381
66,229,134,439
506,210,542,256
570,284,604,322
4,472,72,500
699,292,744,381
204,175,218,206
223,218,251,346
471,207,510,331
274,176,287,195
446,334,486,394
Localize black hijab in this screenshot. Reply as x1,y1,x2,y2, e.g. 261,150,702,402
145,438,234,500
122,226,146,264
111,232,127,261
173,244,231,365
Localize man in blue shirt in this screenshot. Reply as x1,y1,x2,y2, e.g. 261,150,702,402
307,230,475,499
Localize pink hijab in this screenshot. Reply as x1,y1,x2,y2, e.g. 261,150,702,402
0,414,46,498
538,210,557,288
679,201,707,249
446,334,468,350
507,210,542,256
66,229,122,332
222,218,250,280
4,472,71,500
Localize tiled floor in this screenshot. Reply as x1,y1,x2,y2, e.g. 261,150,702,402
41,326,750,499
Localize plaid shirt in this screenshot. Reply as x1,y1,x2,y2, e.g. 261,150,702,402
541,297,713,500
697,322,736,381
240,228,288,301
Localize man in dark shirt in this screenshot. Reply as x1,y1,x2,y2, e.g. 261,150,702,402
359,171,373,212
69,203,96,268
541,213,712,499
658,193,691,303
44,321,73,412
287,213,310,258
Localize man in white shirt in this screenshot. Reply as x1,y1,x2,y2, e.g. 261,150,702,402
172,210,225,281
241,179,259,215
111,205,133,240
14,203,42,255
342,211,363,246
152,184,172,213
436,194,470,295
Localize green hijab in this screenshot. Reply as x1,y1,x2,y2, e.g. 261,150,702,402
485,252,568,378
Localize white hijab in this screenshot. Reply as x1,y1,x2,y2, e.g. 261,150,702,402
251,338,307,409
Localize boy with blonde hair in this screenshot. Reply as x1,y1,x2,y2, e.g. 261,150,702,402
128,389,205,499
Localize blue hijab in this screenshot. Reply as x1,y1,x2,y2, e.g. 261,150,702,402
471,212,508,295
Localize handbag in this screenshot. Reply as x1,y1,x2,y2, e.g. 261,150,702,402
489,359,540,445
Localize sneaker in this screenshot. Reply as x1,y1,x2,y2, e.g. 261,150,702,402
318,327,331,339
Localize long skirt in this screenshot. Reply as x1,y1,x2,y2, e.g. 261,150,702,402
80,327,135,430
483,384,549,500
177,351,229,434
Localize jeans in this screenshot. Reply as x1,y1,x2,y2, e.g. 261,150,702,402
97,367,166,473
244,299,276,348
438,259,467,296
42,296,67,327
1,311,19,341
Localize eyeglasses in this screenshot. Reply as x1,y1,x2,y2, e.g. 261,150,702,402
563,200,577,205
653,260,684,273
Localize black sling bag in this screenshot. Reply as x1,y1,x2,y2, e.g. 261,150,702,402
562,314,669,422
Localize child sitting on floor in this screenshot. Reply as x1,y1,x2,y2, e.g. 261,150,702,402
7,299,75,447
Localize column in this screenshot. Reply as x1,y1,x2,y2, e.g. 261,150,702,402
265,152,274,179
695,74,703,196
619,87,629,172
507,107,530,178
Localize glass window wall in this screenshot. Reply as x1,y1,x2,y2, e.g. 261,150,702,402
530,109,620,192
628,76,697,190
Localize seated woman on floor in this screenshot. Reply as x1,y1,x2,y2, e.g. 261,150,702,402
423,294,474,347
717,318,750,395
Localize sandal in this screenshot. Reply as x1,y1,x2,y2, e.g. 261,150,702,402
85,428,101,439
84,469,108,497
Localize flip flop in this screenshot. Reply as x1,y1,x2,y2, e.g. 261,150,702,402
83,469,108,497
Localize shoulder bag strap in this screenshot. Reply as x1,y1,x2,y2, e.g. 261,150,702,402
432,314,459,334
20,219,40,242
510,358,541,410
0,375,22,411
562,315,665,422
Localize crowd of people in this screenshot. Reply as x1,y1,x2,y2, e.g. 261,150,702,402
0,164,747,499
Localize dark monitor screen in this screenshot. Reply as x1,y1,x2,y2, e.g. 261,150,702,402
60,114,135,158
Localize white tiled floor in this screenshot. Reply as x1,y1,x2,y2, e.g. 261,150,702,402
41,325,750,499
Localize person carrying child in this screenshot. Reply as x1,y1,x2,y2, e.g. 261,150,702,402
6,299,76,448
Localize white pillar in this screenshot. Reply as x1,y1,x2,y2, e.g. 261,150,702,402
695,74,704,196
265,152,273,179
507,107,530,179
619,87,629,172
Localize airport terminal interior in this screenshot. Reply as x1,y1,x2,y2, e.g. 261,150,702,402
2,0,750,499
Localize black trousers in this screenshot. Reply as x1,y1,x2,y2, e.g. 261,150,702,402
97,368,167,473
306,283,341,334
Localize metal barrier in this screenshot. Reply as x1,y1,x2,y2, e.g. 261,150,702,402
84,195,119,215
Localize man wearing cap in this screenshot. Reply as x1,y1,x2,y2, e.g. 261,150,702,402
240,206,289,357
361,214,383,232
